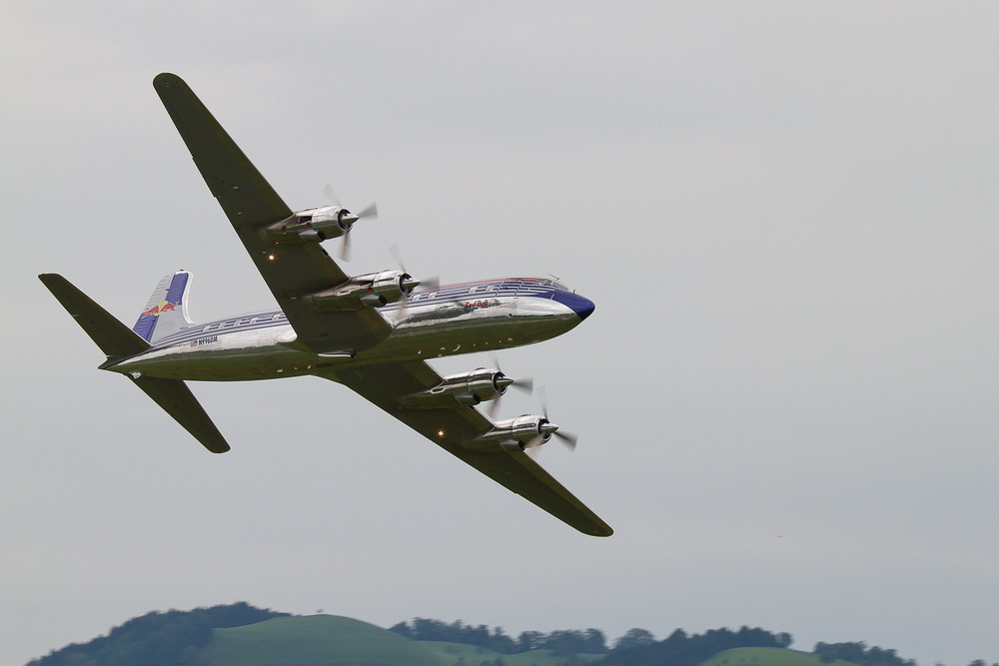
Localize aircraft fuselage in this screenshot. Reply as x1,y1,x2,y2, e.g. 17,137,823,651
106,277,595,381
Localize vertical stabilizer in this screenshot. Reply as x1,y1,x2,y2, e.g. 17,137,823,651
133,270,194,343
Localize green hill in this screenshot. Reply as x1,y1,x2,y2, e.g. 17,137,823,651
194,615,446,666
418,640,604,666
702,647,858,666
29,604,923,666
193,617,601,666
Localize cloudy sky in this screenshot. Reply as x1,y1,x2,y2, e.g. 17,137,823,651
2,3,997,665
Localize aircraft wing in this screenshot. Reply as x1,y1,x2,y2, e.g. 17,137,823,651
153,72,391,353
317,361,613,537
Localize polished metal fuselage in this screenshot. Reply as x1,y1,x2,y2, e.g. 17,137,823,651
107,278,593,382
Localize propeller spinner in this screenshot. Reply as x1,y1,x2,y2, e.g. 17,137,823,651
487,355,534,418
538,386,578,451
324,184,378,261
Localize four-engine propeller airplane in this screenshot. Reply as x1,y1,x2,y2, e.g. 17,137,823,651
39,73,612,537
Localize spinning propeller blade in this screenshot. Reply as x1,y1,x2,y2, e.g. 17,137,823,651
390,245,439,316
486,354,534,418
540,386,578,451
323,184,377,262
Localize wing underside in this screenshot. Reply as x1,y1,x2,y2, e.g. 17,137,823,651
317,361,613,537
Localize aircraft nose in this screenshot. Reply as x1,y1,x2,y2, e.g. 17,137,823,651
554,291,595,321
573,295,595,321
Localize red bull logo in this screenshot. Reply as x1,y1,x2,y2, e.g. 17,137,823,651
143,300,178,317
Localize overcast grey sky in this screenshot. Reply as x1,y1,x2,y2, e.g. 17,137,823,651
2,3,997,665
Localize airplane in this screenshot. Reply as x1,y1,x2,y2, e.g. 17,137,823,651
38,73,612,537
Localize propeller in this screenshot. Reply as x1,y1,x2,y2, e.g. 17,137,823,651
486,354,534,418
538,386,578,451
324,184,378,261
390,244,440,316
521,387,577,458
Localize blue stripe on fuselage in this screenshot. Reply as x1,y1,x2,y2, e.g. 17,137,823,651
381,277,573,309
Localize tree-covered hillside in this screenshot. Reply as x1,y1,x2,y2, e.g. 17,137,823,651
390,617,610,655
25,603,995,666
27,603,287,666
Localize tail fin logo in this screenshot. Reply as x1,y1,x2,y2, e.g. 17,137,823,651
143,300,178,318
133,271,193,343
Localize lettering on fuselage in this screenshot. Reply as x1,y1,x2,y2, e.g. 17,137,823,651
461,299,492,310
200,312,284,333
190,335,219,347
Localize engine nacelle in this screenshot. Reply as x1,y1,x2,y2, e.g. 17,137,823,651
304,270,418,311
265,206,357,245
462,415,557,453
403,368,514,408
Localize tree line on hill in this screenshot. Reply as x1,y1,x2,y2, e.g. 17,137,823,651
27,603,996,666
27,603,288,666
391,618,991,666
815,642,917,666
389,618,609,655
390,618,794,664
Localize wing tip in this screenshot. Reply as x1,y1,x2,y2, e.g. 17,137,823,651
583,523,614,537
190,423,231,454
153,72,182,88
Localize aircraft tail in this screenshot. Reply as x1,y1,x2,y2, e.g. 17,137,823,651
132,270,194,343
39,273,150,359
127,375,230,453
38,273,230,454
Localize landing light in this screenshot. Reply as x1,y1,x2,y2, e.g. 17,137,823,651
437,430,445,438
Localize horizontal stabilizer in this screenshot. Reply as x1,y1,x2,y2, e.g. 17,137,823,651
39,273,149,359
40,273,229,453
129,376,231,453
